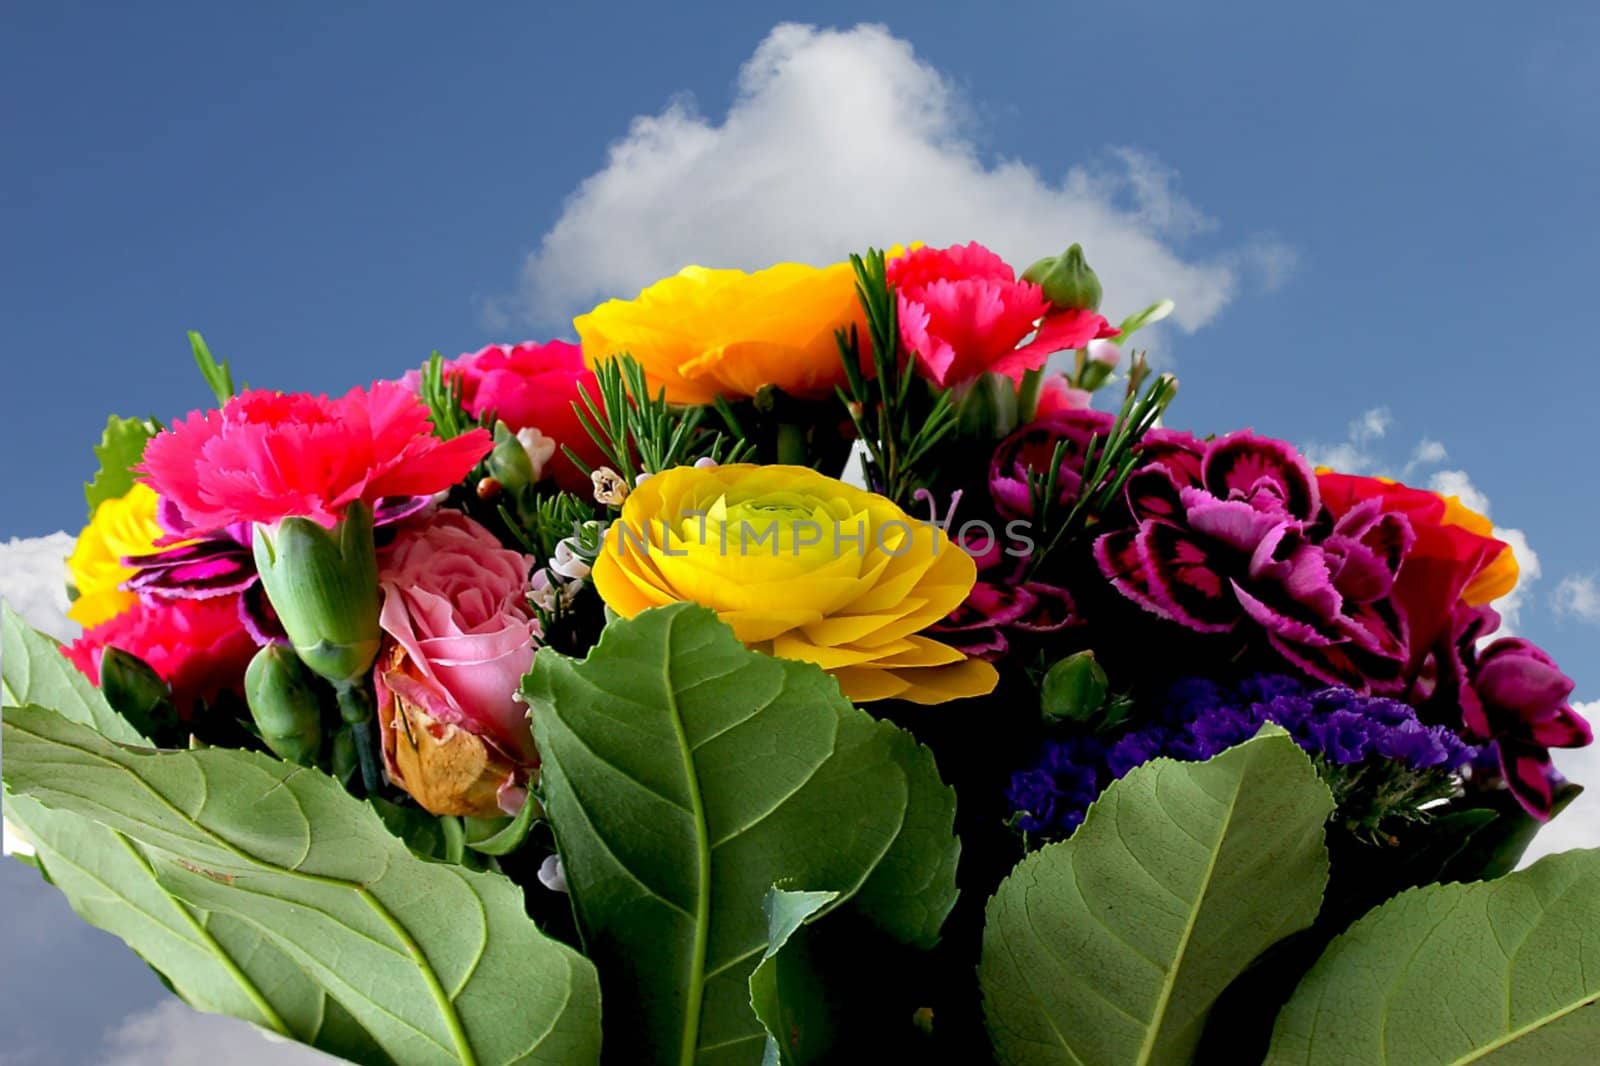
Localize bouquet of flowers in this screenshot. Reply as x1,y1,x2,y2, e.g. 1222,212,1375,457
4,241,1596,1066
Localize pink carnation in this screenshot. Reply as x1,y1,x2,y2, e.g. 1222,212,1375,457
889,243,1118,388
374,510,540,769
140,382,491,530
64,595,257,715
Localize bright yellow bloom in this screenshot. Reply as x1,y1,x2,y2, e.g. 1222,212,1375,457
573,261,869,406
591,464,998,704
67,483,165,627
1437,493,1520,605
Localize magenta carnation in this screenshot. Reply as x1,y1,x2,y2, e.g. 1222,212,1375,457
140,382,491,529
405,341,604,494
1095,430,1413,692
889,243,1117,389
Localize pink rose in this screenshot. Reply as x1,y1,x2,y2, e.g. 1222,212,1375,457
374,510,539,816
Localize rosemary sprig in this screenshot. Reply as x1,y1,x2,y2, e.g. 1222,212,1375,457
1025,372,1177,576
835,249,956,504
419,352,492,440
567,354,753,482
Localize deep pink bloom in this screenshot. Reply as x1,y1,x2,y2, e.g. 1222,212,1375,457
1034,377,1093,417
140,383,490,530
1425,604,1592,818
990,409,1115,521
63,595,257,715
374,511,540,773
407,342,604,494
889,243,1117,388
1095,430,1412,692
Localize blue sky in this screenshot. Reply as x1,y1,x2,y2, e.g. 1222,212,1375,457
2,2,1598,1061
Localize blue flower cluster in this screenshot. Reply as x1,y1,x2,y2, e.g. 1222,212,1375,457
1007,674,1475,838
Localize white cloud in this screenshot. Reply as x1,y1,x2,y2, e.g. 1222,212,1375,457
1553,572,1600,623
94,1001,334,1065
1425,470,1540,632
1520,700,1600,867
1301,406,1393,474
0,532,78,643
507,23,1290,338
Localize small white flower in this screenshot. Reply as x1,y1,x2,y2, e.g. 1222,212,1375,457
1086,338,1121,367
693,456,719,469
530,569,561,613
516,426,558,485
551,539,592,581
537,853,568,893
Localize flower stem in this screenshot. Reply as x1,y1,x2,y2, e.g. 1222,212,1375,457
335,681,382,795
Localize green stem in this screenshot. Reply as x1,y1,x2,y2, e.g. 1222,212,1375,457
1017,368,1044,425
775,423,808,466
336,682,381,795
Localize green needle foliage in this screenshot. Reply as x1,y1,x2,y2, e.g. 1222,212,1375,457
1025,370,1177,577
570,354,752,482
834,249,957,505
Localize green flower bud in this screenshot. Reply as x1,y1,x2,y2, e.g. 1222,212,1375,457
486,421,535,496
99,647,178,741
252,501,381,685
244,644,324,765
1040,650,1109,723
1022,243,1103,312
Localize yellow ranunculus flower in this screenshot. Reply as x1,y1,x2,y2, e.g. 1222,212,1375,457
573,261,869,406
591,464,999,704
1438,493,1520,605
67,483,165,626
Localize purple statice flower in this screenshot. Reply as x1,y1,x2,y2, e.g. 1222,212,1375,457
1006,673,1475,840
1093,430,1413,694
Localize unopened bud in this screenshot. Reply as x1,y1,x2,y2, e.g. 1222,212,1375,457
1040,650,1109,723
476,476,503,500
100,647,178,740
244,644,325,765
252,502,381,685
1023,243,1103,312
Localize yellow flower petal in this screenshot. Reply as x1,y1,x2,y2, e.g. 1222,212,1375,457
593,463,991,705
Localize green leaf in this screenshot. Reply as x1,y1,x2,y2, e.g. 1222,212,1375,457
4,793,390,1063
2,600,147,744
979,727,1334,1066
748,888,838,1066
2,705,603,1065
524,603,958,1065
189,330,235,406
1266,847,1600,1065
849,721,959,949
83,414,158,518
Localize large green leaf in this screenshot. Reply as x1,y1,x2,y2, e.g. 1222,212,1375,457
83,413,158,518
6,793,389,1063
748,888,838,1066
979,728,1334,1066
1266,847,1600,1065
2,599,146,743
523,603,959,1066
3,704,603,1065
